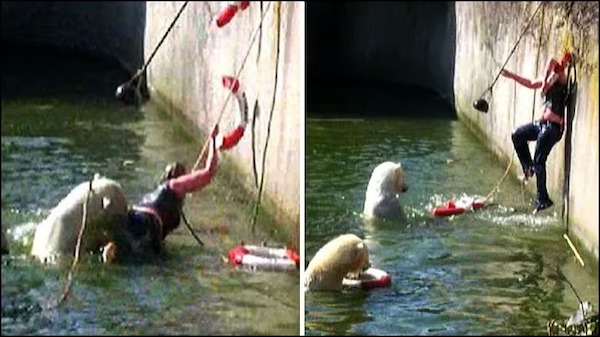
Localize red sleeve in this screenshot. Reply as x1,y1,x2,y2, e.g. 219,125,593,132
168,141,218,196
221,125,245,150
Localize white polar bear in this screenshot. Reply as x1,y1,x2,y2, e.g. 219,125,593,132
363,161,409,220
304,233,371,291
31,176,129,264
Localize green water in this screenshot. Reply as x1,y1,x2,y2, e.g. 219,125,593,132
304,94,598,335
1,46,299,335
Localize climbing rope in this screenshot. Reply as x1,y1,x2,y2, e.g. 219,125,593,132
257,1,264,64
251,1,266,189
561,0,577,231
56,179,94,307
192,1,274,171
132,1,190,86
559,1,583,269
482,2,547,203
477,1,545,102
181,211,204,246
251,1,281,234
251,99,260,188
116,1,191,105
530,2,546,122
484,153,514,202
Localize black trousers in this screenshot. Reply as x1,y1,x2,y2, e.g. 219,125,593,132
511,120,563,202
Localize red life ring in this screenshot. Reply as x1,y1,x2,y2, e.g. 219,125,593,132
218,76,248,150
215,2,250,28
228,245,300,272
432,198,485,217
342,267,392,290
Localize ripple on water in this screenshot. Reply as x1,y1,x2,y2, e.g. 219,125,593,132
2,80,299,334
305,118,598,335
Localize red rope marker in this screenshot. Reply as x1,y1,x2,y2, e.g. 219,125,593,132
222,75,241,94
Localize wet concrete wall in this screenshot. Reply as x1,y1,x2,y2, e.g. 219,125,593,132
1,1,146,72
307,2,456,107
454,1,599,261
145,2,302,242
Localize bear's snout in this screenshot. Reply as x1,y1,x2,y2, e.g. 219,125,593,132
402,184,409,193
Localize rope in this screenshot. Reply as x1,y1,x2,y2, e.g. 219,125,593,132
251,99,260,188
483,2,550,205
257,1,264,64
561,4,578,274
184,2,274,249
478,1,545,100
530,2,545,122
128,1,190,86
251,1,281,234
252,2,265,189
484,153,514,202
56,179,94,307
557,266,586,315
563,60,576,234
180,210,204,246
193,1,274,171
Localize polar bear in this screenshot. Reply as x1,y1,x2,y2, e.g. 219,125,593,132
304,233,371,291
31,176,129,264
363,161,409,220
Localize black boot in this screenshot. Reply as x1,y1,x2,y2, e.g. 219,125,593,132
533,198,554,214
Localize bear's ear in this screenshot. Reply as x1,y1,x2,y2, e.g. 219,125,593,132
355,241,366,252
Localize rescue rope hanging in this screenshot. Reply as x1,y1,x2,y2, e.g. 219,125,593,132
180,210,204,246
434,2,546,217
473,1,545,113
560,1,583,269
561,0,577,234
56,178,94,307
192,1,274,171
251,100,261,188
251,1,281,234
530,2,546,122
116,1,191,105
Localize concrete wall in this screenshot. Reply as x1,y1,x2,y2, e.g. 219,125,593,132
1,1,146,72
454,1,599,260
145,2,302,241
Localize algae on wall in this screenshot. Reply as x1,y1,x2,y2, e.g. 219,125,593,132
454,1,599,260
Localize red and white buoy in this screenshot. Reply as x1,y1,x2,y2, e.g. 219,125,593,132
342,267,392,290
228,244,300,272
432,196,486,217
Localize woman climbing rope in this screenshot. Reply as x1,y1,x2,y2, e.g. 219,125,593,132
104,90,250,263
500,51,574,213
103,124,244,263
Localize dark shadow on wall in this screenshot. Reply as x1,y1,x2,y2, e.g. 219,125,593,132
307,1,457,118
1,1,146,75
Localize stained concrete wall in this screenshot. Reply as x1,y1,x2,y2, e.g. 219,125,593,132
454,1,599,260
145,2,302,241
1,1,146,72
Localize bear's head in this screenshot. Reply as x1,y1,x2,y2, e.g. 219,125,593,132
348,241,371,276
